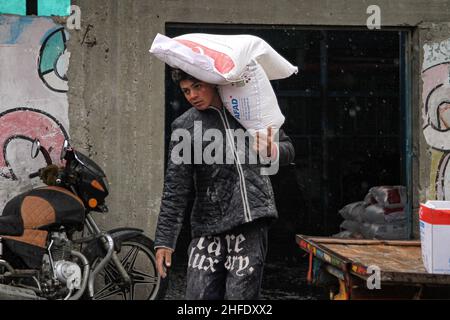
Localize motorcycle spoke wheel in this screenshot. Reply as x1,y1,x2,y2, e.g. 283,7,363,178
91,236,162,300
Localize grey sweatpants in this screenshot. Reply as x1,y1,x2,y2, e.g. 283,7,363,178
185,221,269,300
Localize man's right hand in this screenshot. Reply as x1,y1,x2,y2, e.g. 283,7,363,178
156,247,173,278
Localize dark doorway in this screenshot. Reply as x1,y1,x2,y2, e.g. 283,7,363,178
164,24,408,262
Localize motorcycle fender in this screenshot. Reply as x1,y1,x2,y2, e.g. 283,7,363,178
82,228,144,261
108,228,144,250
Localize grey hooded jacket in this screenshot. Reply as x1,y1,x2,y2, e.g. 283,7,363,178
154,106,295,250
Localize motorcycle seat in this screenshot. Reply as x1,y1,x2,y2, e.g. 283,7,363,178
0,215,23,236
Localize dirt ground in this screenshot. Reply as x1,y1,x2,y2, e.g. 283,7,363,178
163,257,328,300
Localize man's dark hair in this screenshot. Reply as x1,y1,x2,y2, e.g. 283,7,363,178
170,68,198,86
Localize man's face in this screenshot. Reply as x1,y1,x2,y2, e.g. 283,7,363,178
180,79,221,111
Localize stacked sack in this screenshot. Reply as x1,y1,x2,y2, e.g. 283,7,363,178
149,33,298,135
334,186,408,240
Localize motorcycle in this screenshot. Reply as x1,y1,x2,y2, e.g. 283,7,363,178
0,139,167,300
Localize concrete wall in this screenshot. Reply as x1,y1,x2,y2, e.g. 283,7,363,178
66,0,450,239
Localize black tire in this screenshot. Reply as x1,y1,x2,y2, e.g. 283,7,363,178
86,234,168,300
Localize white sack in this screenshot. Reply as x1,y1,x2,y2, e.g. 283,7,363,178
149,33,298,84
360,204,405,224
332,230,364,239
339,220,362,233
218,61,285,132
364,185,407,209
332,230,354,239
360,221,408,240
338,201,365,222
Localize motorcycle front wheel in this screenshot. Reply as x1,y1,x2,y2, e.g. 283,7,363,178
87,234,168,300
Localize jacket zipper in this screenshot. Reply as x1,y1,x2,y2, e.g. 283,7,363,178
210,106,252,222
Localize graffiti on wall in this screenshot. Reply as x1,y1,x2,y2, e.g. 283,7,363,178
422,38,450,199
0,108,69,179
0,15,70,209
39,27,70,92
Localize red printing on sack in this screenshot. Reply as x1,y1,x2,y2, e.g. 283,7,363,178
387,189,401,204
176,39,235,74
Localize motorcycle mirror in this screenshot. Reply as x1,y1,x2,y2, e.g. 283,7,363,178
31,139,41,159
60,140,69,160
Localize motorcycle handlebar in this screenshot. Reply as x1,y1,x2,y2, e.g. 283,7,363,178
29,171,40,179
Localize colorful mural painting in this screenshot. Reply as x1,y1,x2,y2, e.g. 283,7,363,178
38,27,70,92
422,38,450,199
0,108,69,179
0,15,70,211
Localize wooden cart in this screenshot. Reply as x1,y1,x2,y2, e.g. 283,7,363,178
296,234,450,299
